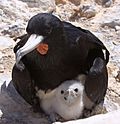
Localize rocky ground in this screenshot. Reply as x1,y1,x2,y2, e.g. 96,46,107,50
0,0,120,124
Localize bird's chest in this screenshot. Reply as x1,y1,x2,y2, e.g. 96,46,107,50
39,58,79,88
24,49,84,89
55,100,83,120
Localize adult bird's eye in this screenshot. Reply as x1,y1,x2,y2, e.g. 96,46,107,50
45,27,52,35
74,88,78,92
61,90,64,94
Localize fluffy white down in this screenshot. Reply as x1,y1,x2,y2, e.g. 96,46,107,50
36,75,86,121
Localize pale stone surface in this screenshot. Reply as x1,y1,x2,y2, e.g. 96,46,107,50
0,36,15,50
0,0,120,124
79,5,96,18
21,0,56,10
95,0,114,7
68,0,81,5
53,109,120,124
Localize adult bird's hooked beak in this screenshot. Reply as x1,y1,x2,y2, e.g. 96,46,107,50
15,34,44,70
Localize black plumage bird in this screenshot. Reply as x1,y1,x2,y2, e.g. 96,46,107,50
12,13,109,110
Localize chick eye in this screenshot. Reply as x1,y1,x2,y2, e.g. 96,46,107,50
61,90,64,94
74,88,78,92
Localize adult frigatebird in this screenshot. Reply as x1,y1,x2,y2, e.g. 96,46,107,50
12,13,109,111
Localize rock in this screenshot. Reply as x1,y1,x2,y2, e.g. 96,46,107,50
0,51,4,74
0,0,30,37
83,95,120,118
54,109,120,124
55,0,67,5
104,97,120,112
104,0,113,7
1,23,25,38
79,5,96,18
55,0,81,5
0,36,15,50
0,109,3,118
1,25,21,38
0,0,29,18
68,0,81,6
116,70,120,82
101,20,120,30
115,26,120,31
0,65,4,73
21,0,56,11
0,9,3,15
0,51,3,59
95,0,114,7
70,4,96,21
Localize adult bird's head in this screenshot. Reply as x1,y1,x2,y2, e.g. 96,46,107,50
26,13,63,36
15,13,65,70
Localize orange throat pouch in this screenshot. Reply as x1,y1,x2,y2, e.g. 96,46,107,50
37,43,48,55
